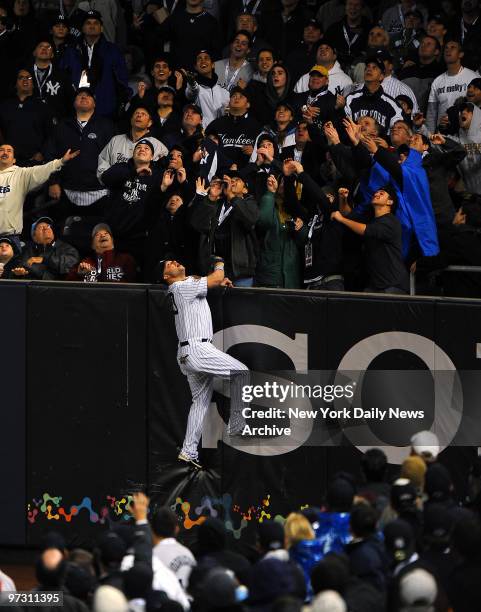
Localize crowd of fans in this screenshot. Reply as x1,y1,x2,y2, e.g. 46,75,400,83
2,432,481,611
1,0,481,294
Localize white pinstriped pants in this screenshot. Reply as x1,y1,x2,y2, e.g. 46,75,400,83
178,341,249,459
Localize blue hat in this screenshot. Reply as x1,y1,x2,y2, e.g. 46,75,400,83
31,216,54,239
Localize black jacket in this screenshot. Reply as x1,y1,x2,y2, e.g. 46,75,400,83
324,17,372,69
20,240,79,280
101,160,163,239
27,61,75,120
345,85,403,133
344,535,388,593
207,113,261,168
45,113,115,190
189,193,259,279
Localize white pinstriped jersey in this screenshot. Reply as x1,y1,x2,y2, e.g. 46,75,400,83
169,276,213,343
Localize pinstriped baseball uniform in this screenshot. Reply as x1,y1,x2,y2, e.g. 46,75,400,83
169,276,249,460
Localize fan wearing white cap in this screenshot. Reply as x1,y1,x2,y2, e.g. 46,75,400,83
410,430,440,464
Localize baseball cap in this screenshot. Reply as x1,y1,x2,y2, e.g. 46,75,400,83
196,567,239,609
183,103,203,117
428,14,448,28
311,590,347,612
230,85,250,102
134,138,154,155
404,9,423,21
305,18,321,29
309,64,329,77
76,87,95,99
82,9,102,24
0,236,17,253
365,55,386,73
97,532,127,565
383,519,414,562
91,223,112,239
391,478,417,512
157,85,176,95
410,430,440,461
31,216,54,238
399,568,437,610
425,464,452,502
374,48,393,63
469,77,481,90
318,39,336,52
52,13,69,26
257,521,284,551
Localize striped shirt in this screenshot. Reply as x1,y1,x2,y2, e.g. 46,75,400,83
169,276,213,343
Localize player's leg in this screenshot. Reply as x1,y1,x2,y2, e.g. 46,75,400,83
181,370,214,461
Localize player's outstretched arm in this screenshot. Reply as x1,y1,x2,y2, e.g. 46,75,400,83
206,257,225,288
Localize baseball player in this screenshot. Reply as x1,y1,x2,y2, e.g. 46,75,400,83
160,257,249,469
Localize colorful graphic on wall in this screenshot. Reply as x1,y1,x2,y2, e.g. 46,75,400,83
28,492,296,538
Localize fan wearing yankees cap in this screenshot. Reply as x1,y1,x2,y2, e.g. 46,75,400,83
0,236,24,280
50,14,74,64
59,10,130,118
159,256,250,469
101,139,164,263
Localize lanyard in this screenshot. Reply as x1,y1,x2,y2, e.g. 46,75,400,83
97,256,102,275
34,64,52,95
461,16,479,42
308,214,318,240
223,60,247,90
218,203,233,225
343,25,360,55
244,0,261,13
163,0,179,11
398,4,405,27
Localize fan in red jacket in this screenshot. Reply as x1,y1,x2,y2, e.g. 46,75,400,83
67,223,136,283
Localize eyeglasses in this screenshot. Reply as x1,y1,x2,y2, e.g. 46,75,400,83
18,75,33,81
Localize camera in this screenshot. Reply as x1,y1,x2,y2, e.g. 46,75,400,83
285,218,296,231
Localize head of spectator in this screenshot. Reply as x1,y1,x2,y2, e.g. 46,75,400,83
195,566,240,611
425,463,453,503
280,0,300,14
462,0,480,21
182,103,203,136
82,10,103,45
426,15,448,46
229,30,252,64
391,478,418,514
195,49,214,78
150,55,172,89
257,521,285,556
133,139,155,172
326,476,355,512
310,553,350,595
257,133,279,164
267,63,290,98
396,95,413,120
459,101,476,133
405,8,424,29
15,67,33,101
36,548,67,589
315,41,338,69
370,185,398,214
466,78,481,106
410,133,430,155
275,102,294,130
310,590,347,612
345,0,364,27
399,568,437,612
151,507,179,543
0,237,18,267
453,200,481,227
303,18,323,48
33,40,54,69
295,121,311,149
156,85,175,119
256,48,275,80
358,116,382,137
13,0,31,18
31,217,55,246
284,513,315,549
451,509,481,561
410,430,440,463
308,65,329,93
363,57,385,93
383,519,415,568
167,145,185,170
391,120,412,146
74,87,96,120
418,35,441,65
349,503,377,539
165,193,184,216
236,11,257,35
196,517,228,556
124,562,153,603
367,26,390,52
0,6,9,34
0,143,16,170
247,558,296,607
91,224,115,256
443,40,465,73
228,86,250,117
401,455,427,494
423,503,452,549
361,448,388,483
374,49,395,77
65,562,96,603
50,14,69,46
129,107,153,142
93,585,128,612
224,173,249,199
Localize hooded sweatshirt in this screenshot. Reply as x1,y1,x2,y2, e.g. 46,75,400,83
0,159,62,235
451,104,481,196
185,73,230,129
294,60,353,95
97,133,168,181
